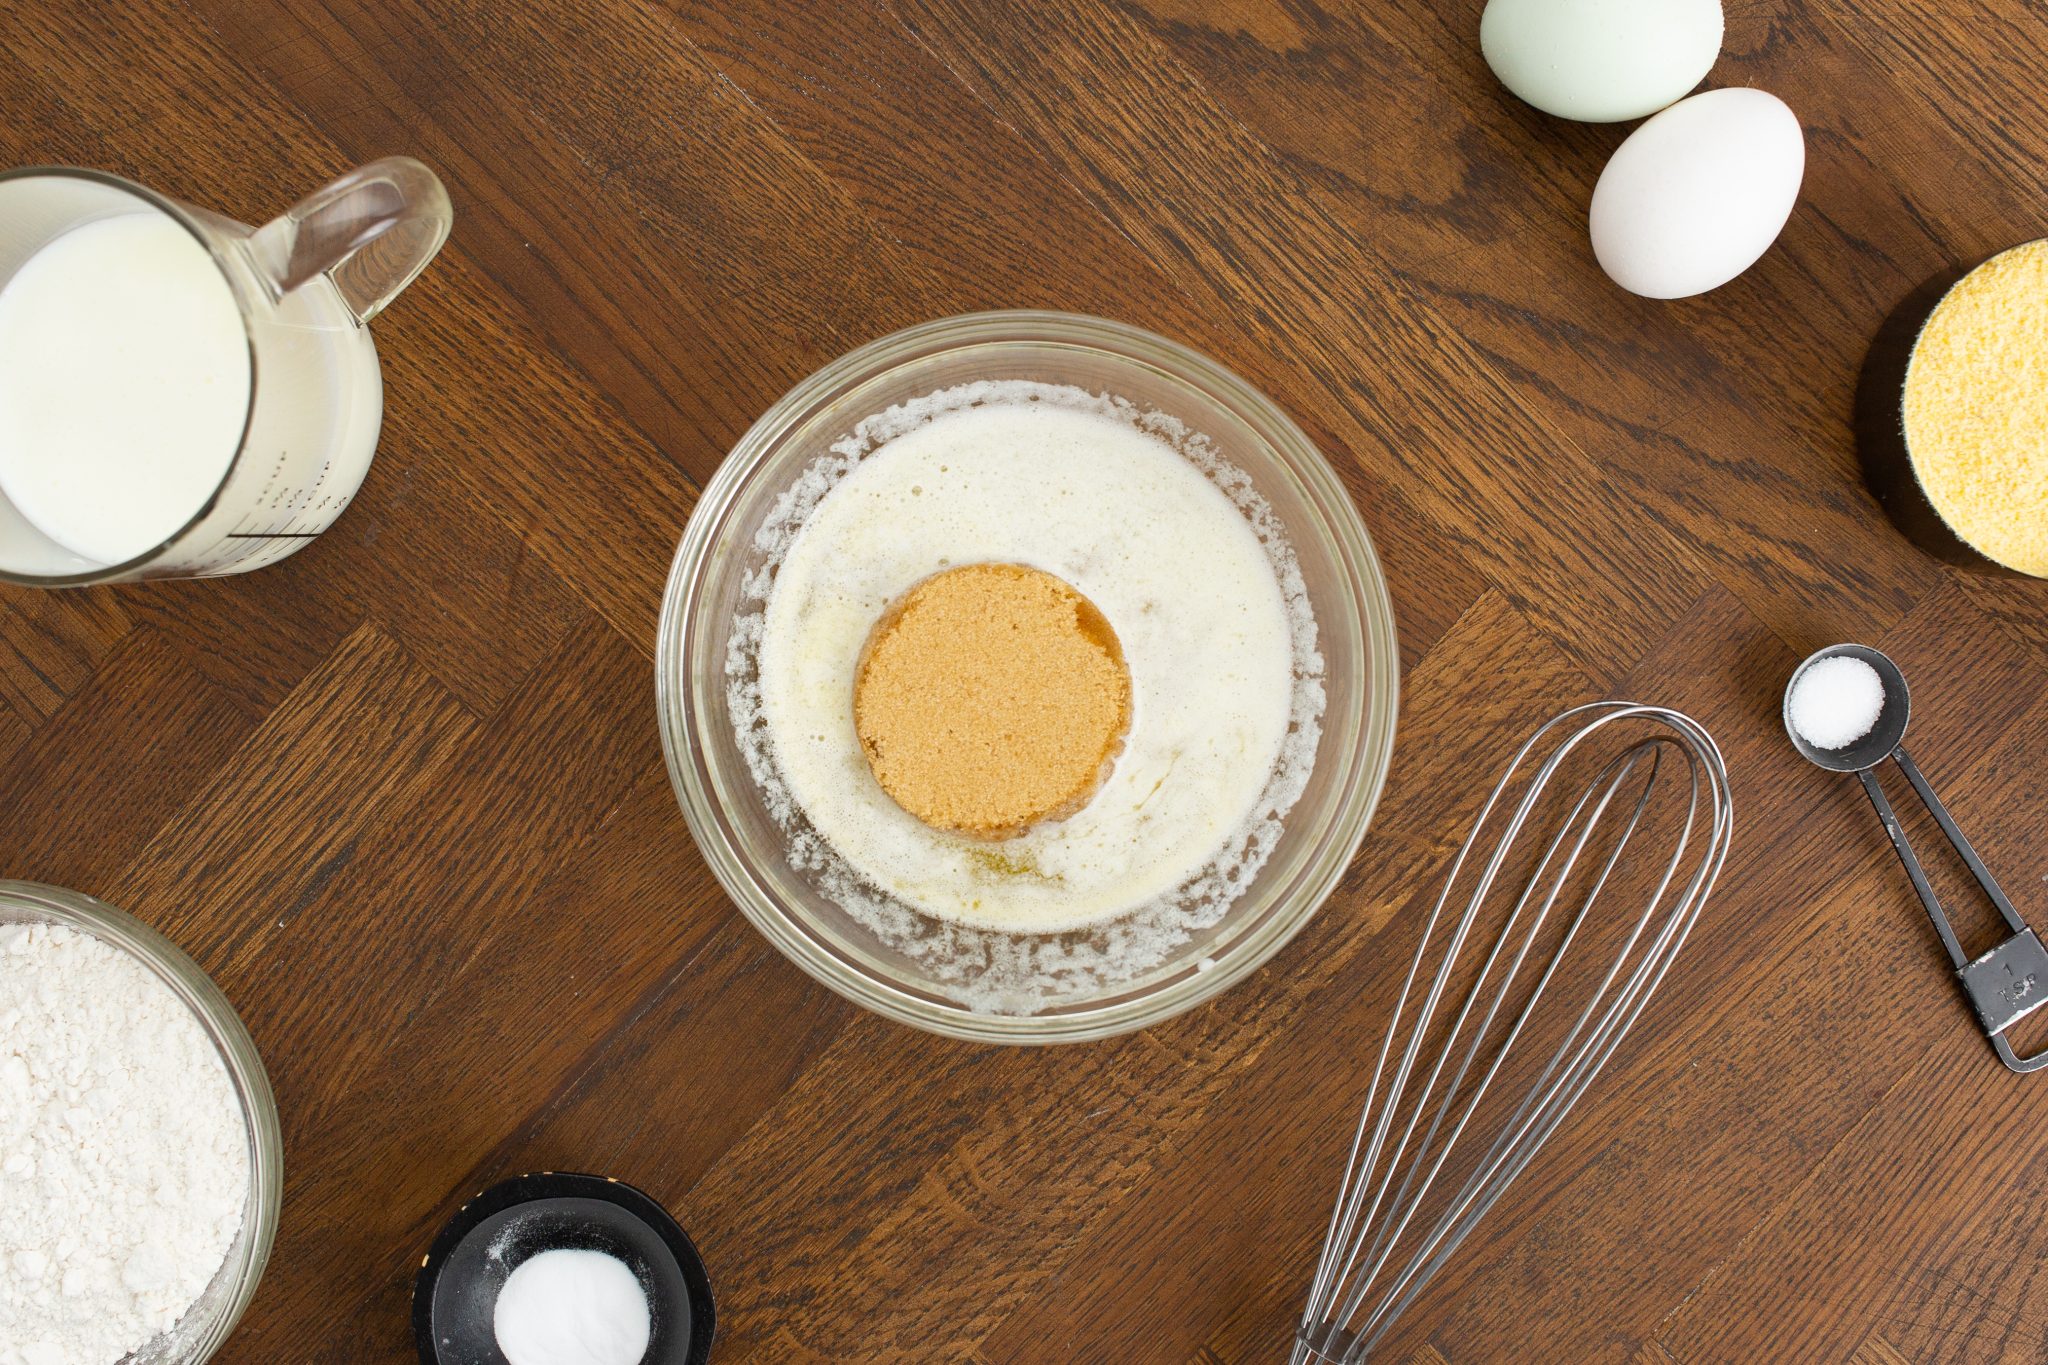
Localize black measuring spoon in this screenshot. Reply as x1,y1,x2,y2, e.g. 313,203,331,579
1783,644,2048,1074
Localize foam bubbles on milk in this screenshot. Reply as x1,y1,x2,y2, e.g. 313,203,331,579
728,382,1323,1012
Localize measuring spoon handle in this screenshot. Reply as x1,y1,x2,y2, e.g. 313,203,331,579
1892,747,2028,935
1856,764,1970,969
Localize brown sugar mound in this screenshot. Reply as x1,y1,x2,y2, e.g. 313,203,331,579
854,562,1131,839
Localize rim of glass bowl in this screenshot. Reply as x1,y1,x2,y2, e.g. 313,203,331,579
0,880,282,1360
656,311,1399,1044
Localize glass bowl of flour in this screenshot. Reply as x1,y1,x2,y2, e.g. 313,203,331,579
658,313,1398,1043
0,881,281,1362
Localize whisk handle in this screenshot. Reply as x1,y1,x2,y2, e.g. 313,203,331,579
1291,1328,1354,1365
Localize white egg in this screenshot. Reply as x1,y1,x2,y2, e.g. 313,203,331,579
1481,0,1723,123
1589,88,1805,299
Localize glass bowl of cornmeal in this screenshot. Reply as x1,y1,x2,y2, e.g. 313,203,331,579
658,312,1398,1042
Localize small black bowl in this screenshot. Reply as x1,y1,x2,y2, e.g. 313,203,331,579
1854,238,2045,578
414,1173,715,1365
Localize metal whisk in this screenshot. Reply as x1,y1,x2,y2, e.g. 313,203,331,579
1293,702,1733,1363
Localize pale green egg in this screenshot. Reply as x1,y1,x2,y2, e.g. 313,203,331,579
1481,0,1723,124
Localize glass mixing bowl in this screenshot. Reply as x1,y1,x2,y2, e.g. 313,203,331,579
0,880,282,1362
657,312,1398,1043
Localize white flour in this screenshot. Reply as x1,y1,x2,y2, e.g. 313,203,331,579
0,921,248,1365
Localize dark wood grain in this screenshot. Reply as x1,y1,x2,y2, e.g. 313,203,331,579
5,1,2048,1361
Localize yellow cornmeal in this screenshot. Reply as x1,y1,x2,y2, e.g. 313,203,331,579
1903,238,2048,576
853,563,1132,839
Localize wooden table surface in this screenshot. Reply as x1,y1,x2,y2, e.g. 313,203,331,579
6,1,2048,1361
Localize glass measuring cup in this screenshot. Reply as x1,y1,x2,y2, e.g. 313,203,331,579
0,159,451,586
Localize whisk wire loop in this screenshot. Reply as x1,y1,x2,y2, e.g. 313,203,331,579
1293,703,1732,1364
1338,741,1671,1342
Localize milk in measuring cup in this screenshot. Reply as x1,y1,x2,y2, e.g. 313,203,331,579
0,211,381,570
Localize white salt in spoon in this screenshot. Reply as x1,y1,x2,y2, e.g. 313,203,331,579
1783,644,2048,1073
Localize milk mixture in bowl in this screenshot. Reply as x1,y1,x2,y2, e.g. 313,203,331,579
732,381,1322,990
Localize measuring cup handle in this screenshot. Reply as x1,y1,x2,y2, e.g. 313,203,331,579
247,157,453,324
